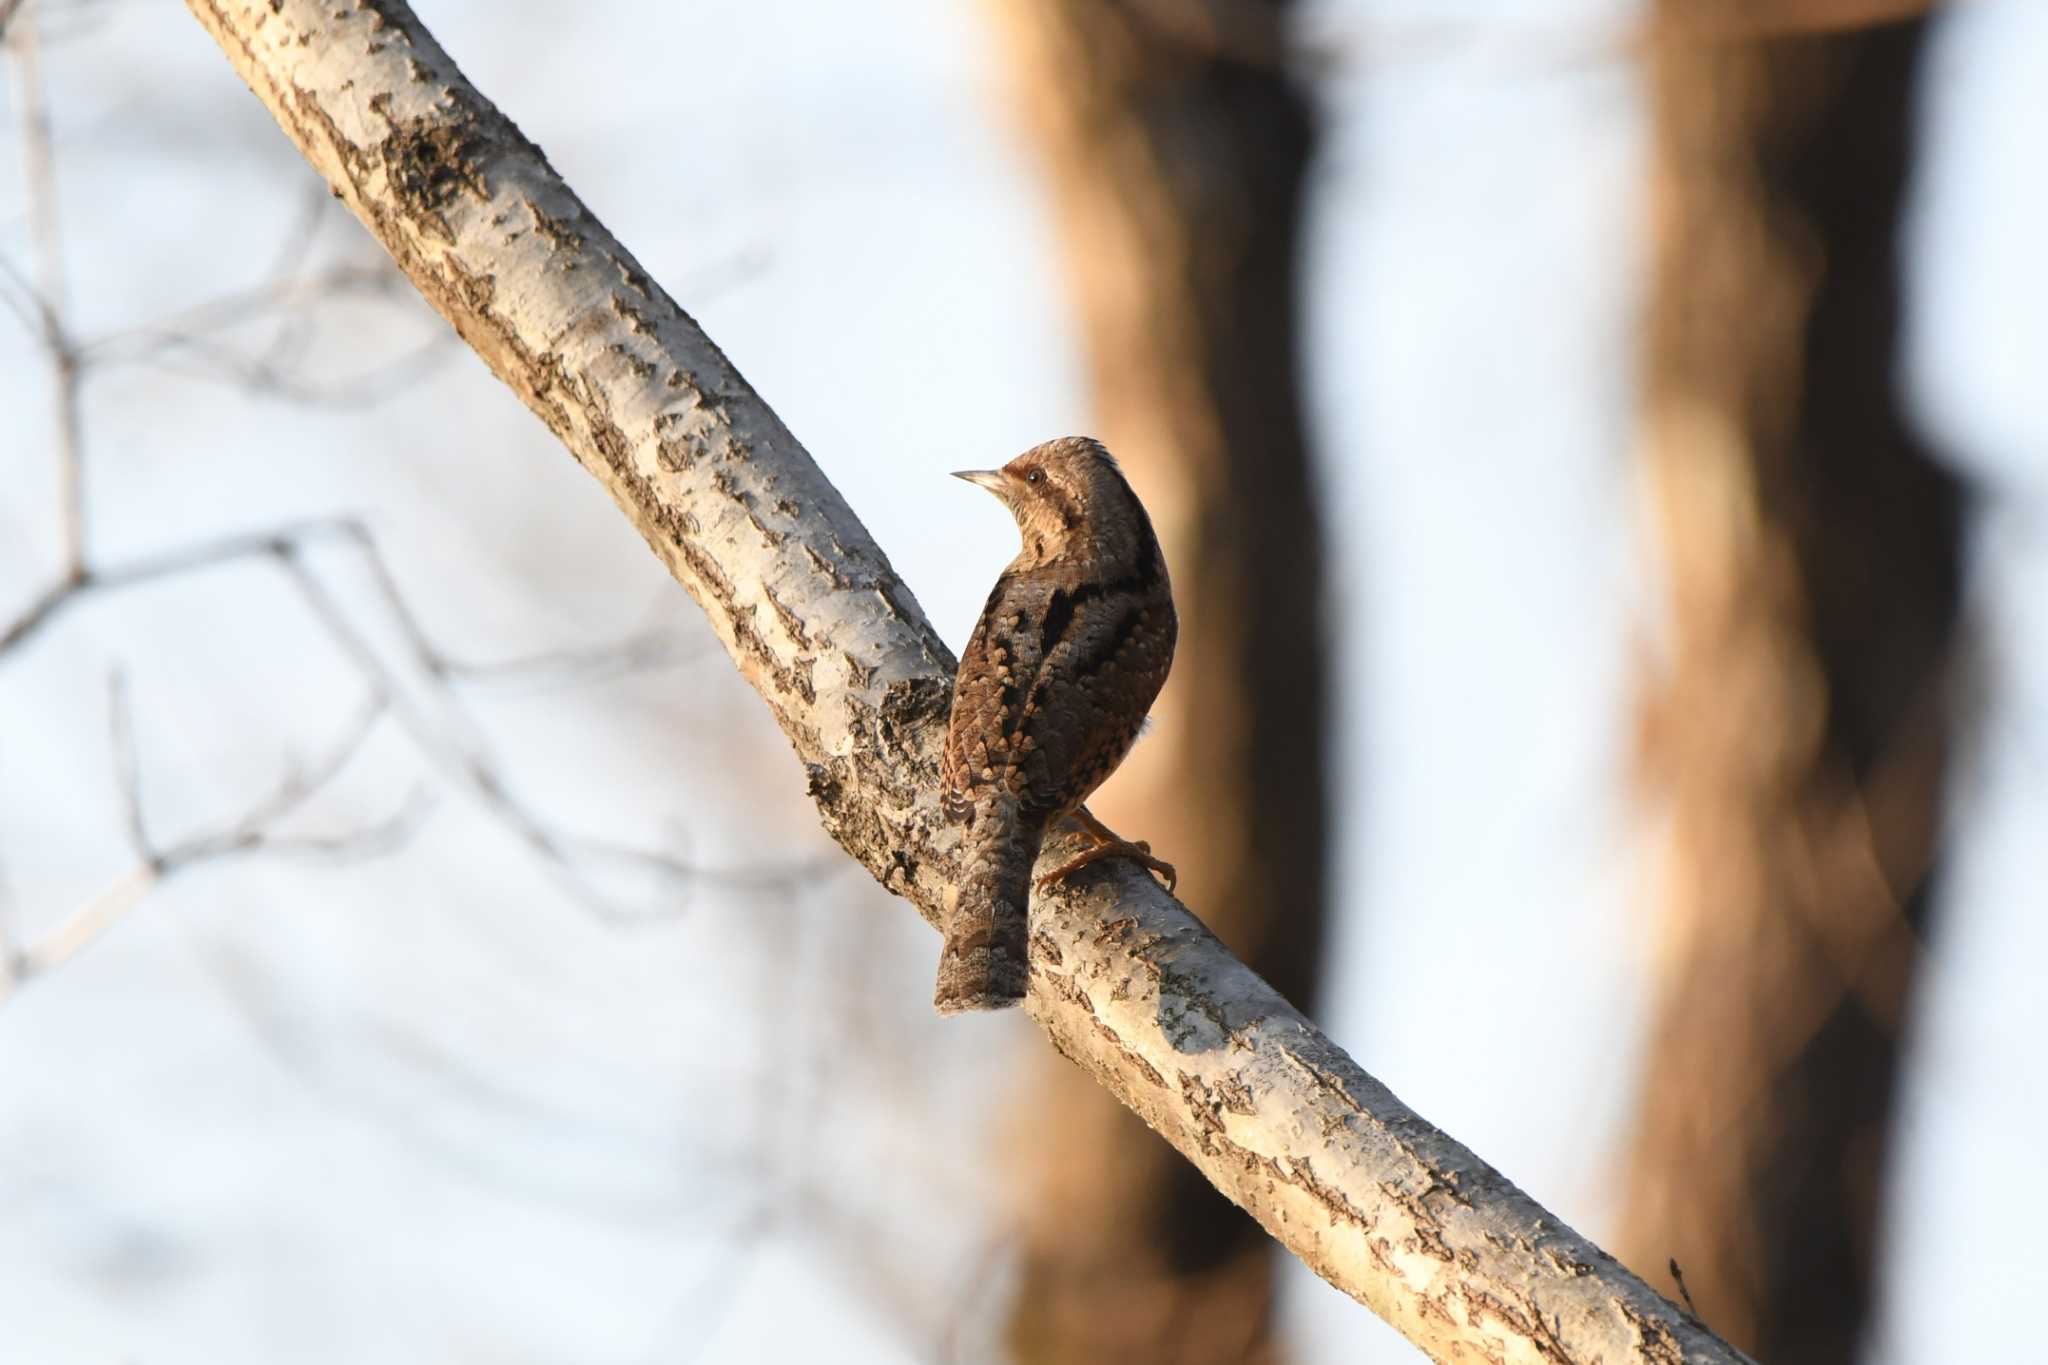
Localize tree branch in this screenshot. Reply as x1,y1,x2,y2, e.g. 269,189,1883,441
181,3,1749,1360
0,667,430,1007
7,6,85,579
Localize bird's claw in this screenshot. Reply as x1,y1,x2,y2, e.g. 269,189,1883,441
1036,837,1176,895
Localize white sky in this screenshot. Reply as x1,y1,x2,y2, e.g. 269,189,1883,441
1,1,2043,1362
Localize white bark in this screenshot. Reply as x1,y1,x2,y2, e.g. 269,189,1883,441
182,3,1750,1361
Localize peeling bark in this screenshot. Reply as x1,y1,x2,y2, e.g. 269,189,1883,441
184,3,1750,1360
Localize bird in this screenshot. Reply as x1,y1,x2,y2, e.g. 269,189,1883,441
933,436,1178,1015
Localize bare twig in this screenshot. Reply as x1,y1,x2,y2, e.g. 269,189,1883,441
81,265,404,363
112,326,462,406
2,509,790,935
106,667,152,858
121,678,402,871
437,616,715,691
1,867,157,999
75,234,764,406
0,671,427,1009
276,541,831,921
0,253,40,331
1671,1258,1702,1320
7,10,86,578
0,209,777,937
0,23,797,998
1,518,362,651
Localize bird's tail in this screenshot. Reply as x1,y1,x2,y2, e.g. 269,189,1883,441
934,806,1043,1014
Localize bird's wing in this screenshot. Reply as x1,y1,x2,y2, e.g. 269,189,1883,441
941,570,1047,824
1012,584,1176,816
945,560,1176,824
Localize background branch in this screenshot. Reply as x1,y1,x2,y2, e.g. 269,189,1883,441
0,7,796,996
0,667,429,1005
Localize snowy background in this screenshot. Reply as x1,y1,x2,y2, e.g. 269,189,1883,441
1,1,2042,1361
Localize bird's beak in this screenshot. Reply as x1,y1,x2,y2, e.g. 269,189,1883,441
951,469,1008,498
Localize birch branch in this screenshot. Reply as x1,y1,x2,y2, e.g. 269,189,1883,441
181,3,1749,1360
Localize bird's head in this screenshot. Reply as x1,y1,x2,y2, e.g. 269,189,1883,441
952,436,1136,567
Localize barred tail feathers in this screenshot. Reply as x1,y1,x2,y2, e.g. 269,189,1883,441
934,804,1043,1014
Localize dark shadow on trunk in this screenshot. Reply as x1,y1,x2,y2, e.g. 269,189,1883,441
1624,15,1966,1364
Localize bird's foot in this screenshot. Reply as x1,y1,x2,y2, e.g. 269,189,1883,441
1036,817,1177,893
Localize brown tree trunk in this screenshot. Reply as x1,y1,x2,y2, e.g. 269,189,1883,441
979,4,1325,1361
1624,14,1963,1365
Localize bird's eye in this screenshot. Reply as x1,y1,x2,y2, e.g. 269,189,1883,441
1025,469,1043,484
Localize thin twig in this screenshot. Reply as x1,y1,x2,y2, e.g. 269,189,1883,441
438,620,715,691
0,11,806,1024
242,785,435,862
0,669,432,1007
1,865,158,998
1671,1258,1702,1319
3,509,796,939
79,263,412,364
107,668,151,860
275,542,830,922
0,518,364,652
7,10,85,578
0,250,48,336
139,684,392,869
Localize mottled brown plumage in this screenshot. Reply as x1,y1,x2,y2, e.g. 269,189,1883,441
934,437,1178,1014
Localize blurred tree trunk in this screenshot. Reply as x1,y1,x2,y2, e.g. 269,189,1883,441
980,3,1325,1361
1624,13,1963,1365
